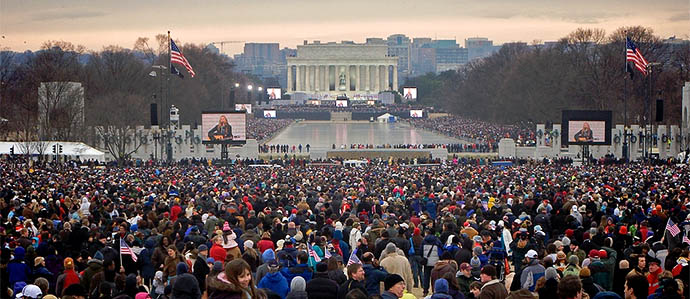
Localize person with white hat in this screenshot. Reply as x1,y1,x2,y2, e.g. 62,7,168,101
17,284,42,299
519,249,545,292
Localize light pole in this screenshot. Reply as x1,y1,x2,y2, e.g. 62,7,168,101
247,85,253,106
646,62,662,161
150,65,167,161
257,86,263,104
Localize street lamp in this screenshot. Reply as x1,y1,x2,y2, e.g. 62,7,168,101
645,62,662,160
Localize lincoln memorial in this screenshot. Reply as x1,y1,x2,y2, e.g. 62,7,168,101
286,41,398,99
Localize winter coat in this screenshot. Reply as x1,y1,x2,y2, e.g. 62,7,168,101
537,278,558,299
257,238,275,254
163,254,185,281
56,269,81,297
80,259,103,293
139,239,157,280
285,290,308,299
430,260,458,292
363,263,388,296
519,259,545,292
281,264,313,284
210,244,227,265
7,258,31,286
172,272,202,299
328,269,347,285
258,272,289,299
422,235,442,267
588,259,609,291
337,279,367,299
379,251,414,292
193,256,210,293
478,279,508,299
305,272,339,299
207,272,247,299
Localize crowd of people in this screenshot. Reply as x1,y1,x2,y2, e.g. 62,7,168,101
246,118,293,142
264,104,433,114
1,156,689,299
407,116,536,151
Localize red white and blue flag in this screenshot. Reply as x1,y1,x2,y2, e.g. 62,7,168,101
626,37,648,76
347,248,361,266
324,248,332,259
683,234,690,245
666,218,681,237
171,39,195,77
308,243,321,263
120,239,138,262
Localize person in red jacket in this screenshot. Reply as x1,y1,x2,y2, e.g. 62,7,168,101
257,232,275,254
210,235,227,265
56,257,81,297
647,258,662,295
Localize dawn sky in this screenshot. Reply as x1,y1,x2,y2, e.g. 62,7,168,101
1,0,688,55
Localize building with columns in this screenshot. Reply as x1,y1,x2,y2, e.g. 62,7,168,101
286,41,398,99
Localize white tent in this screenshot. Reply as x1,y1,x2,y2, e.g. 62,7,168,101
0,141,106,162
377,113,397,123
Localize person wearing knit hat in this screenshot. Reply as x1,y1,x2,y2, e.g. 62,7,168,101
56,257,81,297
172,262,201,299
193,244,210,294
383,274,405,298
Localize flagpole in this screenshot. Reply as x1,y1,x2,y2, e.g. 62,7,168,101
623,33,629,163
167,31,172,163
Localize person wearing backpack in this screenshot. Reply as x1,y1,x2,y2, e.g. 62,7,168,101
422,229,442,297
409,227,424,288
519,249,544,292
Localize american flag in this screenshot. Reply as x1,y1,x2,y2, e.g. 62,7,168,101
683,234,690,245
307,243,321,263
666,218,681,237
626,37,648,75
170,39,195,77
120,239,138,262
324,248,332,259
347,248,361,266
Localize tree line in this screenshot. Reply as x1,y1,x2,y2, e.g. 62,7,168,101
0,35,255,161
404,26,690,125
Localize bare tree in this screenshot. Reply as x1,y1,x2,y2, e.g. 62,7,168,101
92,92,146,162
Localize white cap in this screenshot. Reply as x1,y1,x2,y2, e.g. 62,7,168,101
526,249,538,259
18,285,42,299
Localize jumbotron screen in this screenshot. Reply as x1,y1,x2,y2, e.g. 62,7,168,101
561,110,612,146
235,104,252,114
336,99,348,107
266,88,281,100
403,87,417,100
263,110,277,118
410,110,424,118
201,111,246,144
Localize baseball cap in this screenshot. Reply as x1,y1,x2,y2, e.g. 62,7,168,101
17,285,42,299
526,249,538,259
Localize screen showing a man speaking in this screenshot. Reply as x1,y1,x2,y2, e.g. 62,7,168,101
561,110,612,146
263,110,276,118
410,110,424,118
266,88,281,100
403,87,417,100
201,112,246,144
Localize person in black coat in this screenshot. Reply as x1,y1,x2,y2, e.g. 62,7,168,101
305,262,339,299
337,264,368,299
194,245,211,294
172,262,201,299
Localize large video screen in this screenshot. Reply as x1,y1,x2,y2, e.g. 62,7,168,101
201,111,247,144
267,88,281,100
235,104,252,114
410,110,424,118
561,110,612,146
403,87,417,100
307,100,321,106
263,110,276,118
336,99,348,107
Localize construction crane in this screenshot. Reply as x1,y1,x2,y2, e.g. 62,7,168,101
210,41,245,55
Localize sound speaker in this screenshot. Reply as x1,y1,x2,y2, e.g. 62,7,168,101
655,99,663,122
150,103,158,126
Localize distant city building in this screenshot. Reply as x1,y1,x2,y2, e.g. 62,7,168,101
465,37,498,61
386,34,411,86
234,43,285,88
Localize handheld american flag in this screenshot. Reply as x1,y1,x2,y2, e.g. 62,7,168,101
626,37,648,76
683,234,690,245
308,243,321,263
171,39,196,77
120,239,138,262
347,248,361,266
666,218,681,237
324,248,332,259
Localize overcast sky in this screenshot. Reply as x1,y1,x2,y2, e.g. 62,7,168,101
1,0,688,55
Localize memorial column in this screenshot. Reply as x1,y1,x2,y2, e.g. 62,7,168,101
315,65,320,91
374,65,380,92
365,65,371,91
356,65,361,91
305,64,311,91
287,65,293,92
383,65,390,91
392,65,398,92
295,65,301,91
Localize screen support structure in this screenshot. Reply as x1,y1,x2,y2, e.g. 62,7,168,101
221,144,229,161
582,145,590,165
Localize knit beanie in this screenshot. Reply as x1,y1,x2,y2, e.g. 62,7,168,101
384,274,405,291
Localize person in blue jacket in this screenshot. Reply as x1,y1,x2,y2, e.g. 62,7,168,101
259,260,289,298
8,247,31,288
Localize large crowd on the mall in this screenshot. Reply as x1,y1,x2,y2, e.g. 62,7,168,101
1,157,689,299
407,116,536,150
246,119,293,142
